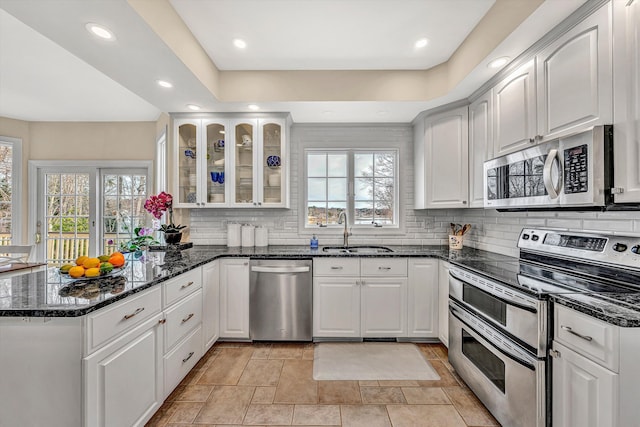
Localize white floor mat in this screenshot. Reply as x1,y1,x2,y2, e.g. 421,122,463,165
313,343,441,381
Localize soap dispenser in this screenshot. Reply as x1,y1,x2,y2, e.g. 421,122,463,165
310,234,319,249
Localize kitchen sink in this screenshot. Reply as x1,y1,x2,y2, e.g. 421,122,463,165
321,246,394,254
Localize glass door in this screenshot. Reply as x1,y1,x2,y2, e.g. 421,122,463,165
204,121,227,205
176,120,199,206
233,121,256,206
261,121,283,206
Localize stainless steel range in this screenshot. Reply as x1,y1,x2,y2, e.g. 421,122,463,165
448,228,640,427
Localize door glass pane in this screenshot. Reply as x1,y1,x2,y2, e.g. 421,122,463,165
263,123,282,204
235,123,253,203
0,144,12,242
462,330,506,393
206,122,226,204
177,123,198,204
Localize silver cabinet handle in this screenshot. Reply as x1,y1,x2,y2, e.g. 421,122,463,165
378,266,391,270
123,307,144,320
331,266,343,270
561,325,593,342
181,281,194,289
181,313,194,324
182,351,195,363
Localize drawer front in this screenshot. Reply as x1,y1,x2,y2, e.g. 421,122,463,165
164,289,203,352
86,287,162,354
163,268,202,307
361,258,408,277
313,258,360,276
164,325,202,398
554,305,619,371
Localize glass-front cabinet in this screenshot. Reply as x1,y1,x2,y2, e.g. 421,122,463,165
174,115,288,209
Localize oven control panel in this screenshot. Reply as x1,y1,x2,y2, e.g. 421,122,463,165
518,228,640,269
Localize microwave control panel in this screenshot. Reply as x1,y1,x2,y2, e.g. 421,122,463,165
564,144,588,194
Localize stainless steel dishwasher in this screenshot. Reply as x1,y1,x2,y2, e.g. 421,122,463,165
249,259,313,341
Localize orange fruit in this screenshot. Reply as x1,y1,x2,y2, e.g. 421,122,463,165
75,255,89,266
85,267,101,278
69,266,85,278
82,257,101,269
108,253,125,268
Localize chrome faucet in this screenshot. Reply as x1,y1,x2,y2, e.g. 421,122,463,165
337,211,351,247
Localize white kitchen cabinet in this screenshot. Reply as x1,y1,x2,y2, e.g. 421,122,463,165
438,260,450,347
313,276,361,337
219,258,250,339
552,341,617,427
536,3,612,142
361,277,407,337
415,105,469,209
613,0,640,203
468,90,493,208
202,260,220,350
407,258,439,338
84,313,164,427
493,60,537,156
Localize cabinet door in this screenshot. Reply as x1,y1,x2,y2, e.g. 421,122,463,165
174,118,201,207
423,105,469,208
537,3,612,141
613,0,640,203
468,91,493,208
438,261,450,347
552,341,617,427
219,258,250,339
407,259,438,338
258,119,288,207
313,277,360,337
202,119,230,206
84,314,164,427
230,120,258,207
202,260,220,350
493,60,537,156
361,277,407,337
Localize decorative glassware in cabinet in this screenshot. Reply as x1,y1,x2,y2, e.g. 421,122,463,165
235,122,254,204
263,122,282,204
178,123,198,205
206,122,226,204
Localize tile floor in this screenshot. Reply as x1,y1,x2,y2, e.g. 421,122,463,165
146,342,500,427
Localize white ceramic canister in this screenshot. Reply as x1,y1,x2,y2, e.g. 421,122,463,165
255,227,268,247
241,224,255,247
227,223,241,247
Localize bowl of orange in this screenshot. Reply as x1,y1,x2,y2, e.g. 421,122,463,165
59,252,127,282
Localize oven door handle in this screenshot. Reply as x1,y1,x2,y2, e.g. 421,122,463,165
449,302,537,371
543,148,562,199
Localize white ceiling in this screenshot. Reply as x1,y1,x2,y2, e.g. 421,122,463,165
0,0,587,123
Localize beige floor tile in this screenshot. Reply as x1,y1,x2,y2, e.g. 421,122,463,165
292,404,341,425
386,404,467,427
270,343,305,359
238,359,284,386
360,387,406,404
253,386,277,404
169,384,214,402
377,380,420,387
194,385,254,424
416,360,460,388
274,378,319,404
302,348,315,360
443,387,501,426
243,404,294,425
431,345,448,361
416,345,439,360
281,359,314,380
401,387,451,405
197,347,253,385
145,402,176,426
179,367,206,386
318,381,362,404
358,380,379,387
166,402,204,424
340,404,392,427
252,346,273,359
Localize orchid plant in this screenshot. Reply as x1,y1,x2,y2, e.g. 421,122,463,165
144,192,187,233
119,226,160,253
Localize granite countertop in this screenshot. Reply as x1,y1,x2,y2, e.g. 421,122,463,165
552,292,640,328
0,244,499,318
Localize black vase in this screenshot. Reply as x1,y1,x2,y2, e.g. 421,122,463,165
164,231,183,245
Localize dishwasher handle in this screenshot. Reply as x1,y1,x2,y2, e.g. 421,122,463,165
251,265,310,274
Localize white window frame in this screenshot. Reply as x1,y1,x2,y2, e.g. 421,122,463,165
156,128,167,193
0,136,23,244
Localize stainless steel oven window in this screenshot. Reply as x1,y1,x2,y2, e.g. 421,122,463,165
462,283,507,326
461,329,506,393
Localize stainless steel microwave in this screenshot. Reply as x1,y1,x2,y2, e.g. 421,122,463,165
484,125,613,210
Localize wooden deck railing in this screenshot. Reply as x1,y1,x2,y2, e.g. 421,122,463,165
0,233,119,263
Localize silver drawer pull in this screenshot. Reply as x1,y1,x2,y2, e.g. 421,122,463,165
181,281,194,289
123,307,144,320
182,351,195,363
181,313,194,324
561,325,593,342
330,266,343,270
379,266,391,270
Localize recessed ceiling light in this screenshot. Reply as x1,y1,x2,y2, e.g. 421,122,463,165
488,56,510,69
323,111,333,115
248,104,260,111
156,80,173,89
85,23,115,41
377,110,388,115
233,39,247,49
414,38,429,49
187,104,201,111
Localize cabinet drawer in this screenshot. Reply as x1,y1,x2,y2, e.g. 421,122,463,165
164,325,202,397
314,258,360,276
554,305,619,371
164,289,203,352
361,258,408,277
85,287,162,355
163,268,202,307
